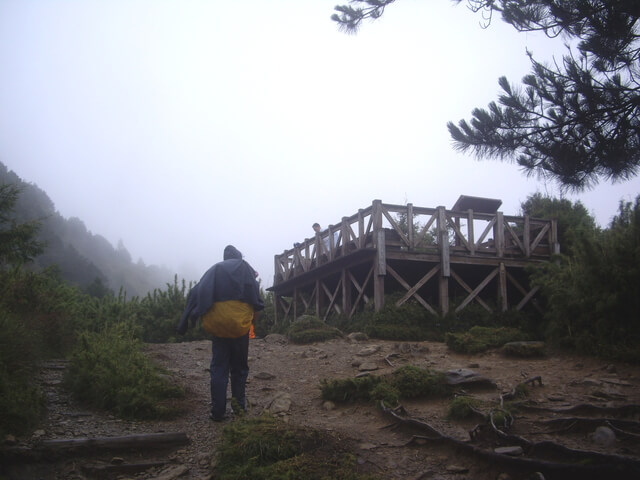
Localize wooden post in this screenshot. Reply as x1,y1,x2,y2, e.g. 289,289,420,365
551,219,560,254
373,200,385,311
467,209,475,255
437,206,450,277
439,274,449,315
358,209,365,248
495,212,504,258
524,215,531,258
499,262,508,311
407,203,414,249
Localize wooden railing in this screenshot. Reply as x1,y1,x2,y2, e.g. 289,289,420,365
273,200,558,285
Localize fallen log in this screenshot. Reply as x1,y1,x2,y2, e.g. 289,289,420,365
1,432,190,462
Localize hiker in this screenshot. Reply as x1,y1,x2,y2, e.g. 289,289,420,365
177,245,264,421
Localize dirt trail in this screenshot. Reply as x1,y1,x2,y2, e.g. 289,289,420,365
6,336,640,479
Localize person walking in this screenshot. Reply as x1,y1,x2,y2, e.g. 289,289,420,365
177,245,264,421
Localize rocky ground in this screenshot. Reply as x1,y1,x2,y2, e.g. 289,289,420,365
4,335,640,479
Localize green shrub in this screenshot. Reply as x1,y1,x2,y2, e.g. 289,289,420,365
321,365,448,405
447,396,482,420
287,315,343,344
445,326,528,354
64,322,183,419
214,414,378,479
390,365,448,398
320,376,382,403
0,309,45,437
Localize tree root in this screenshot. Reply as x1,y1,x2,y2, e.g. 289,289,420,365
500,376,542,407
379,401,640,480
534,417,640,440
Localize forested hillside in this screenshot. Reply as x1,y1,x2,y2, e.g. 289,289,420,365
0,162,174,297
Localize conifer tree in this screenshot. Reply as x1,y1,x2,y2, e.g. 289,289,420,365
332,1,640,190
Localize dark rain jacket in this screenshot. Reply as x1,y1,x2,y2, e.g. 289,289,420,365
177,247,264,335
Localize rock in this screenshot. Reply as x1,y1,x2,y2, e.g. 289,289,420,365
356,345,381,356
110,456,125,464
590,426,616,447
351,359,362,367
494,446,523,456
322,400,336,411
501,341,545,357
265,392,292,414
264,334,288,345
605,364,617,374
32,429,46,438
528,473,546,480
445,464,469,473
347,332,369,342
254,371,276,380
154,465,190,480
3,434,17,446
358,442,376,450
467,363,480,368
358,361,378,372
445,369,496,388
496,474,513,480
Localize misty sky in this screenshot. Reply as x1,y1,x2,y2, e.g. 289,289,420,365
1,0,639,288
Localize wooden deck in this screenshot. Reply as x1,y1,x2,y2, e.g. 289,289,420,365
269,199,559,323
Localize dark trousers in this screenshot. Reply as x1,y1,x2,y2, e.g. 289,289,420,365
210,334,249,419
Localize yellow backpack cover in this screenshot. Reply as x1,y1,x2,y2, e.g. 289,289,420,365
202,300,253,338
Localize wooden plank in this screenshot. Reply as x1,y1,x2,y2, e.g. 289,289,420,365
38,432,189,452
386,264,437,315
451,268,496,313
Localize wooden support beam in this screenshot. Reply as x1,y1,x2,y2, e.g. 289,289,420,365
342,269,352,317
439,272,449,315
437,206,450,277
499,262,508,312
495,212,504,257
387,264,437,315
451,268,497,313
397,264,440,306
407,203,414,249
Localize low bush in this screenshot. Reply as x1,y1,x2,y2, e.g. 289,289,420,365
447,396,483,420
64,322,184,419
445,326,528,354
320,365,448,406
214,414,378,479
287,315,343,344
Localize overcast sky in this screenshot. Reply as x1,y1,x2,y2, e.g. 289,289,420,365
1,0,639,288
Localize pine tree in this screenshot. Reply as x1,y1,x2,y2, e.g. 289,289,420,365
332,1,640,190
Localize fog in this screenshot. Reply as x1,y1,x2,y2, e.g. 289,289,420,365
1,0,639,288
